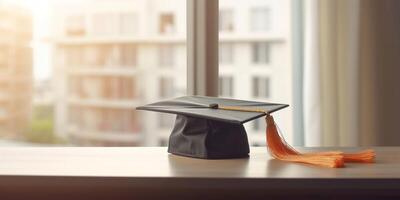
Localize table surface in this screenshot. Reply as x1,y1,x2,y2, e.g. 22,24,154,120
1,147,399,199
0,146,398,178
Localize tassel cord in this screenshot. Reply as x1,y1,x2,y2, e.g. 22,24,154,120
265,114,375,168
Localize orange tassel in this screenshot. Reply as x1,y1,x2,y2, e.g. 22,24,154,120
265,114,375,168
343,150,375,163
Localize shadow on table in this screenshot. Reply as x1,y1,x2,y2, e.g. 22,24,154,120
167,154,250,177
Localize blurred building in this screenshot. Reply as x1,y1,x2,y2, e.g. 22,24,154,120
218,0,293,145
50,0,186,146
50,0,292,146
33,79,53,106
0,4,33,139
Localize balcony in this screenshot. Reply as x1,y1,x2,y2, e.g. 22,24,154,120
67,67,139,76
68,126,142,143
68,97,141,108
49,35,186,45
219,33,285,43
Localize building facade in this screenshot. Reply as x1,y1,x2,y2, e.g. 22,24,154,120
50,0,292,146
0,4,32,139
218,0,293,145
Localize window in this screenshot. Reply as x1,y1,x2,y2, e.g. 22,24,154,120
159,45,175,67
159,13,175,34
68,77,82,98
69,107,138,143
82,107,101,131
65,45,84,66
159,77,174,98
92,13,118,36
69,106,81,128
120,13,138,35
219,43,233,64
252,77,270,98
252,43,270,64
219,76,233,97
82,76,103,99
65,15,85,36
16,47,33,73
120,44,137,67
0,46,9,71
250,7,271,31
83,45,99,66
100,77,135,99
82,44,137,68
75,77,136,100
120,77,135,99
0,108,6,118
219,9,234,32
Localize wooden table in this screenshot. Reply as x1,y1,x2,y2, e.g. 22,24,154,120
0,147,399,199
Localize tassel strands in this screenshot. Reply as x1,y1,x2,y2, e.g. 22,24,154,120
265,114,375,168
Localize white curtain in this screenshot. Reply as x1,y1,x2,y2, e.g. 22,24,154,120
303,0,361,147
303,0,321,147
303,0,400,146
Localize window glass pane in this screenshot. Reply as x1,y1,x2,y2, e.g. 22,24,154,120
219,9,234,32
159,13,175,34
120,13,138,35
250,7,271,31
252,76,270,98
120,44,137,67
159,77,174,98
92,13,119,36
219,76,233,97
0,0,186,146
252,77,259,97
219,43,234,64
65,15,85,36
159,44,175,67
219,0,293,146
252,43,270,64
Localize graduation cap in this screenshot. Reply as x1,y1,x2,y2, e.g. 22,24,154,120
136,96,288,159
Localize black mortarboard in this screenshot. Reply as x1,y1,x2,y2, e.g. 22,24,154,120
136,96,288,159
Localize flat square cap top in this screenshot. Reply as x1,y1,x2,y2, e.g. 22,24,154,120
136,96,288,124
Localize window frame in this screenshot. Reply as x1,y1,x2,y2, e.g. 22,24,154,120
187,0,219,96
